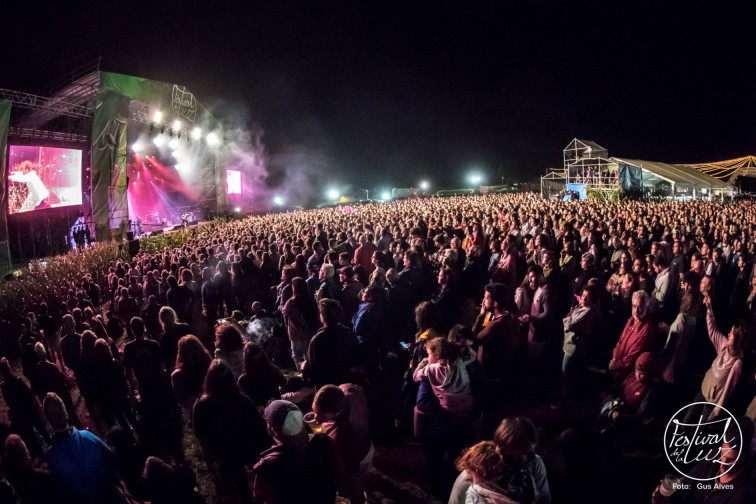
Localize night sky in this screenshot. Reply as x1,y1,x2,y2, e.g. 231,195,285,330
2,1,754,199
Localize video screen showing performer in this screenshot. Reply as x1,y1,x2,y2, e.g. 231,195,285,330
8,146,83,215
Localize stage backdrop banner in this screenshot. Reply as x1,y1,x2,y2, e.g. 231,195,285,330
99,72,221,130
92,90,130,240
618,163,643,193
0,101,11,271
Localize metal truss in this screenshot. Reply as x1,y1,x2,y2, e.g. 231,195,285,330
8,127,89,143
0,88,92,118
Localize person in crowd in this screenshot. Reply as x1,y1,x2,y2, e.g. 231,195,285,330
452,441,505,504
33,342,82,428
214,322,245,379
312,384,373,504
0,357,50,457
450,416,551,504
472,283,520,382
253,400,336,504
171,334,213,405
352,285,385,385
194,360,270,504
683,295,748,423
3,433,63,503
561,286,598,400
609,290,654,383
302,298,353,392
282,277,319,372
238,342,286,408
43,392,129,504
600,352,662,437
159,306,191,372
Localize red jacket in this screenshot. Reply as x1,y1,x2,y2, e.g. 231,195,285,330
612,317,653,381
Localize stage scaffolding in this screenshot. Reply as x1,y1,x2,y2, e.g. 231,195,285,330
0,62,223,263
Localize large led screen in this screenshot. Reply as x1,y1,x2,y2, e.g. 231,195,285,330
226,169,242,195
8,145,83,214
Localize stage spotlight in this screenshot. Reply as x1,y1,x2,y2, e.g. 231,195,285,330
234,207,241,213
160,125,165,134
153,135,167,147
154,111,163,123
327,189,339,200
469,173,483,185
419,180,429,190
131,141,142,152
192,127,202,140
169,139,180,150
173,120,181,131
206,132,220,147
381,191,391,201
273,196,284,206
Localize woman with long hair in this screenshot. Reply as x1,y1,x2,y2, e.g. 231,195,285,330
237,342,285,408
193,359,269,504
171,335,212,405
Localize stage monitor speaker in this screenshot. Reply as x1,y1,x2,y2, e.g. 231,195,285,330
126,231,134,241
128,239,140,257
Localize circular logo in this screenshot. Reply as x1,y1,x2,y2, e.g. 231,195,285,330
663,402,742,481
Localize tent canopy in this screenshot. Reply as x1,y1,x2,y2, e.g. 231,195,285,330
610,157,733,194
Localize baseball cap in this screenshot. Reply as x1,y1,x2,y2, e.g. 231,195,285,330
264,400,304,437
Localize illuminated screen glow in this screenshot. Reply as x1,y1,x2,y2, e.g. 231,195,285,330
226,170,242,195
8,145,83,214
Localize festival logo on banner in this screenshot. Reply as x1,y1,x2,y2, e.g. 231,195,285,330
172,85,197,122
663,402,742,487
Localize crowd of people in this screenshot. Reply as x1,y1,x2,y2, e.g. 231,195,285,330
0,192,755,503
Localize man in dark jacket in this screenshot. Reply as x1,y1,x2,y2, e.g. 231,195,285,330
303,299,353,390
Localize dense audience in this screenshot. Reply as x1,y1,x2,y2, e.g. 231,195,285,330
0,192,755,503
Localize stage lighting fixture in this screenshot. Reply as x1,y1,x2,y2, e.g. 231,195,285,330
327,189,339,200
153,136,166,147
206,132,220,147
234,207,241,213
192,127,202,140
160,125,166,134
381,192,391,201
169,139,180,150
131,141,142,152
173,120,181,131
419,180,429,190
273,196,284,206
154,111,163,123
470,174,482,185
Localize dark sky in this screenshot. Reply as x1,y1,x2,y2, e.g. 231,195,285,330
2,1,755,197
